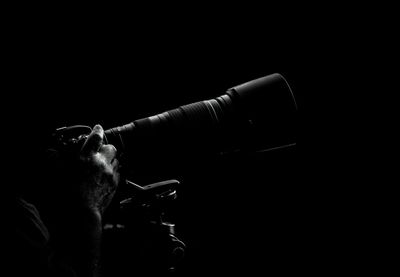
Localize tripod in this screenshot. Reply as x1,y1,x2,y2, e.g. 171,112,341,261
102,179,186,275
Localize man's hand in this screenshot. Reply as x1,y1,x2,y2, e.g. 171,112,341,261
79,124,120,215
44,124,121,277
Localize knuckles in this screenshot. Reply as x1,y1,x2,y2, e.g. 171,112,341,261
100,144,117,158
79,144,120,188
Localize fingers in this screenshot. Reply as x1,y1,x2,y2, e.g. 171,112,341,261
100,144,118,165
82,124,119,168
81,124,104,155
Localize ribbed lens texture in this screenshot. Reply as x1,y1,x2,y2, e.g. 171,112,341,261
179,101,217,127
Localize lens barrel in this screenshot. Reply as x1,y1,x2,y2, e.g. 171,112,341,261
105,73,297,176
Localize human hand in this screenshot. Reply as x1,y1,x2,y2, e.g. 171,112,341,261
78,124,120,215
38,124,121,276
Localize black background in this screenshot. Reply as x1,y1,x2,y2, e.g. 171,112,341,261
9,6,350,276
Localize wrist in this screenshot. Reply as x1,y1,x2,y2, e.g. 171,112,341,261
53,200,103,230
73,204,102,225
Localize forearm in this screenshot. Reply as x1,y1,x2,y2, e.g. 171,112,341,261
49,207,103,277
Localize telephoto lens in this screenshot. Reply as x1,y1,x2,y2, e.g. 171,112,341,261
105,73,297,179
